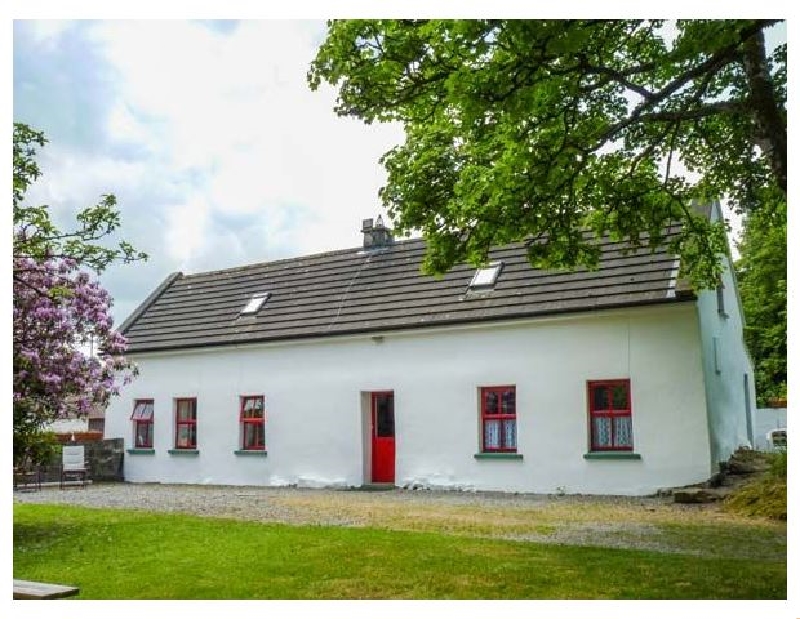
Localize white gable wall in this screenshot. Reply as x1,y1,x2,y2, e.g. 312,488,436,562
694,201,757,467
695,253,757,466
107,303,711,495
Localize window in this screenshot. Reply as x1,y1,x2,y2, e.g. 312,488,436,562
174,398,197,449
588,380,633,451
240,395,265,450
715,282,726,315
131,400,154,448
480,386,516,452
470,262,503,289
241,292,270,315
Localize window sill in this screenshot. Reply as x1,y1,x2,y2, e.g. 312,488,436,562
474,453,523,461
168,449,199,456
126,449,155,455
583,452,641,460
234,450,268,457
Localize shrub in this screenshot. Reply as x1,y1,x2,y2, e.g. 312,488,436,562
723,450,787,521
769,450,787,478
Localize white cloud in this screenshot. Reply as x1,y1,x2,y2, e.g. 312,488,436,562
26,19,72,47
83,19,405,271
163,194,212,269
15,19,409,321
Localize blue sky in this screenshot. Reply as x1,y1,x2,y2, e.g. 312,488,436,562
13,20,404,325
13,19,787,328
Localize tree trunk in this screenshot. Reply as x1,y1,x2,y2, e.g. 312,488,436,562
741,24,787,194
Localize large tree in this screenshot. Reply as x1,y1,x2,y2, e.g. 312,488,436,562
736,192,786,406
309,19,786,287
13,123,145,463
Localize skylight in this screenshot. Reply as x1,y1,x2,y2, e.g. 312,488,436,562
469,262,503,288
241,292,270,315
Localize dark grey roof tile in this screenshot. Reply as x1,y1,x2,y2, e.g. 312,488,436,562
121,231,690,353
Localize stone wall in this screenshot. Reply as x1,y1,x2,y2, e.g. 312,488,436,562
35,438,124,483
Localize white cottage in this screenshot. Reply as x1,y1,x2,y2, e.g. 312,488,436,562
106,203,755,495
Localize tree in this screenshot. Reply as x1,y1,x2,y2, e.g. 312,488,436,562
309,20,786,287
13,123,145,463
736,193,786,407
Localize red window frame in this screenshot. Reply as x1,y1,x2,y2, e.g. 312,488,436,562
480,386,517,453
587,379,633,452
240,395,265,450
174,398,197,449
130,399,154,448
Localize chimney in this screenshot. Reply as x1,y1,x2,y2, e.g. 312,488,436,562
362,215,393,249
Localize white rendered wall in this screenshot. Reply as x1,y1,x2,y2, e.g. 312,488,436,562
106,304,711,495
695,203,757,467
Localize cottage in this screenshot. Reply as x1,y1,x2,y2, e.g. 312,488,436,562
106,202,755,495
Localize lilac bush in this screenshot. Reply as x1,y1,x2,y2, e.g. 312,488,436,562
13,123,144,463
14,254,135,411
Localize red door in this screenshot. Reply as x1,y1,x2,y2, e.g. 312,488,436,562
371,392,395,483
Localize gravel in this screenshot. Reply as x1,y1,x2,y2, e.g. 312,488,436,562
16,482,773,558
13,482,670,521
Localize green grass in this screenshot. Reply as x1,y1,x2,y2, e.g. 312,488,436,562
14,504,785,599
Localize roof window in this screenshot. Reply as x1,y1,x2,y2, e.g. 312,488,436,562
469,262,503,289
241,292,270,315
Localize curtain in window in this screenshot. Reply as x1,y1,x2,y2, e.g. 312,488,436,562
593,418,612,447
484,420,500,449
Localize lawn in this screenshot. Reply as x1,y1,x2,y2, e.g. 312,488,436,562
13,503,786,599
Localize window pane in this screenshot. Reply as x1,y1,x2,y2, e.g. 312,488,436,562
484,391,498,414
501,389,516,415
244,422,264,448
177,400,196,421
502,419,516,449
243,397,264,419
592,417,612,447
612,384,628,410
176,424,196,448
135,422,152,448
132,401,153,421
592,386,609,411
484,420,500,449
375,395,394,437
613,416,633,447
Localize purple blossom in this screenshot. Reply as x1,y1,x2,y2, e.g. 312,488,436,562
14,255,136,424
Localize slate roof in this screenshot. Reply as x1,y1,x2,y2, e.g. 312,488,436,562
120,225,693,354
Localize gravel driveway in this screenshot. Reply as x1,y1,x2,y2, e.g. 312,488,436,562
14,483,785,559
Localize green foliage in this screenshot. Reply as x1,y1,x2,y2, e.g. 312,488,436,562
736,196,786,405
14,504,786,599
13,430,59,468
13,123,147,272
310,20,785,288
13,123,145,457
768,449,787,478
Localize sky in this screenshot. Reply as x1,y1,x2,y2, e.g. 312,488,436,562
13,19,405,325
12,18,787,329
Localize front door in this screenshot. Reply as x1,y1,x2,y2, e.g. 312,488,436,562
371,392,395,483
